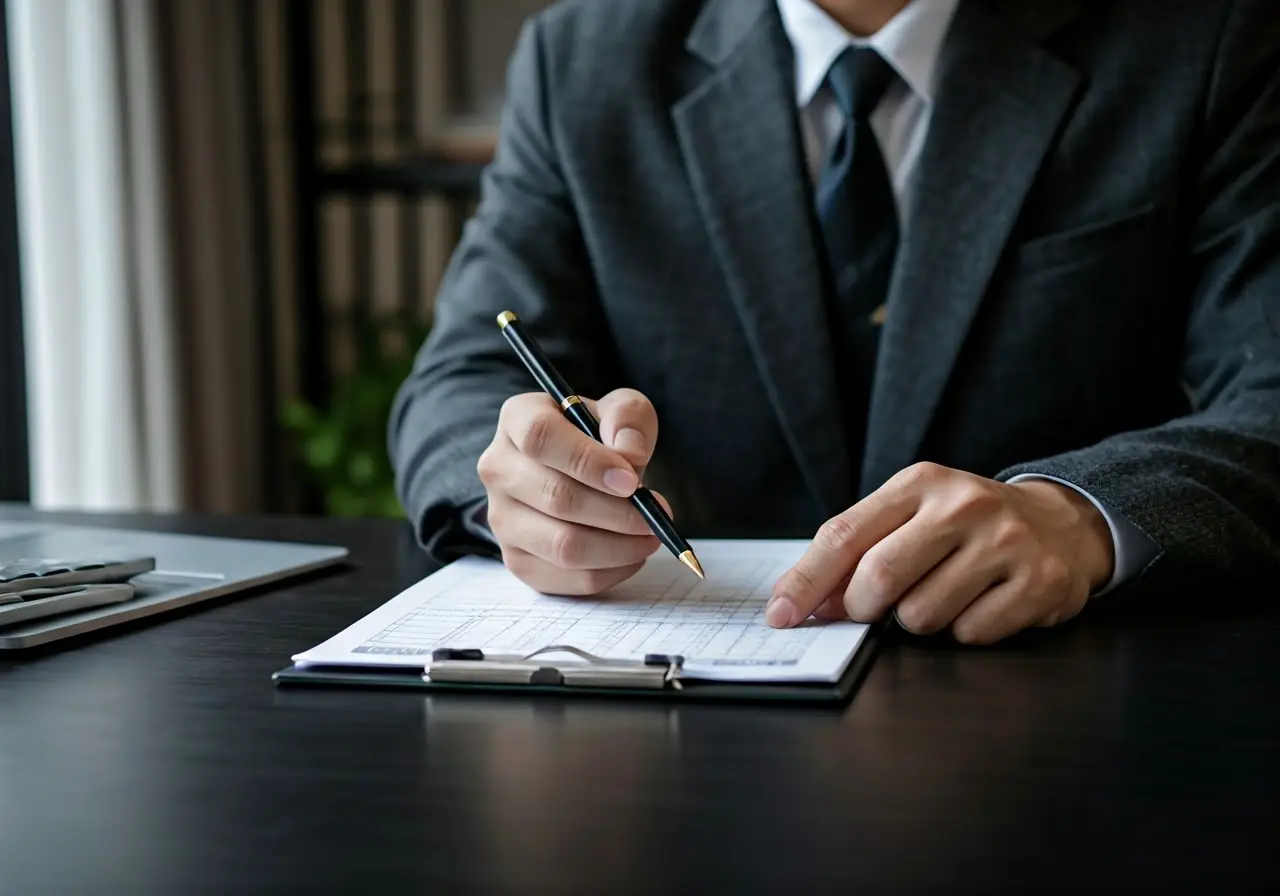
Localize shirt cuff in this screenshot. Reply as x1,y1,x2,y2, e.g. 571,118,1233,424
1006,473,1159,596
460,497,500,547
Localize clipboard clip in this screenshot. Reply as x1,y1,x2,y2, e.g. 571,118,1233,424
427,645,685,690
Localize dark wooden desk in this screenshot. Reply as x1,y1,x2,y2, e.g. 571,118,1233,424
0,507,1276,893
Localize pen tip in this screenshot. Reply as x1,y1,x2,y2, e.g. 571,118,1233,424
679,550,705,579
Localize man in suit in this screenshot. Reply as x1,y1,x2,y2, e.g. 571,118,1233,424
389,0,1280,644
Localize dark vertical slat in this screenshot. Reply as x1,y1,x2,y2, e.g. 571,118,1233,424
442,0,469,118
394,0,415,151
400,200,420,318
0,1,30,503
438,0,472,323
239,0,281,513
345,0,371,355
284,0,327,513
395,0,419,317
344,0,368,152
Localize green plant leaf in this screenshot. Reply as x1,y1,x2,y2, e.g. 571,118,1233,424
348,450,377,486
305,429,342,471
283,311,432,518
281,400,318,432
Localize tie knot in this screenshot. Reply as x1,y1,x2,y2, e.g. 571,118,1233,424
824,46,897,119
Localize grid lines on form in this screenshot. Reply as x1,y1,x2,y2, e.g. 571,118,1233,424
352,553,821,663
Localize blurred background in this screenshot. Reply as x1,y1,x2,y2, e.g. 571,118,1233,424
0,0,551,521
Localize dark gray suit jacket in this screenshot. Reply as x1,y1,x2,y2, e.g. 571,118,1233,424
390,0,1280,597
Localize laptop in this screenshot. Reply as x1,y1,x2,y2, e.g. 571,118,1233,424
0,519,348,649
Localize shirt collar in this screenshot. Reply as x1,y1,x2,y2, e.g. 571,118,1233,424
775,0,961,107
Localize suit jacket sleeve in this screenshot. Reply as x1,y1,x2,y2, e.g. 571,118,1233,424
997,0,1280,590
388,15,616,561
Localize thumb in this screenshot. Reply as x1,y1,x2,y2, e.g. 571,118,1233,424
593,388,659,472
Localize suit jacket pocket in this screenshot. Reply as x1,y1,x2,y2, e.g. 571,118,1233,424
1011,201,1165,275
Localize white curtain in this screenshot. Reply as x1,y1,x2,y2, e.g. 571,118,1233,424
7,0,182,511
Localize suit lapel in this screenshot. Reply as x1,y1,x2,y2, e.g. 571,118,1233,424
860,0,1084,495
673,0,850,516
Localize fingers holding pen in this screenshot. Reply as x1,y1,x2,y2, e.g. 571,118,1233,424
486,448,656,537
498,393,639,496
487,490,661,580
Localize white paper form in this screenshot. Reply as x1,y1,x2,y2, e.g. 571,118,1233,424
292,540,870,683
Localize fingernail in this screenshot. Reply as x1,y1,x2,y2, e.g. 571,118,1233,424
603,468,637,496
766,596,797,628
612,427,646,457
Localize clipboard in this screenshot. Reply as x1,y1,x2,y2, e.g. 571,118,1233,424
270,618,889,706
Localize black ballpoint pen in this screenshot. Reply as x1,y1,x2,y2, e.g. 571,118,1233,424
496,310,705,579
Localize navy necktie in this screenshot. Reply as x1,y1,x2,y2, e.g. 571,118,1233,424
814,46,899,493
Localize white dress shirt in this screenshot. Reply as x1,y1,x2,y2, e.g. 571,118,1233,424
777,0,1158,594
779,0,959,197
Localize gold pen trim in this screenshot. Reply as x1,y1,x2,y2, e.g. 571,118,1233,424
496,310,518,328
560,395,584,410
678,550,705,579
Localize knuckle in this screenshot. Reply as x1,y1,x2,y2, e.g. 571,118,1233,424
860,554,899,601
539,475,579,517
1038,555,1072,592
565,439,597,481
931,482,997,526
513,410,554,458
611,391,648,418
954,480,1000,515
476,443,503,485
548,523,584,568
816,514,860,553
497,394,520,424
990,517,1031,550
607,387,651,411
898,461,944,489
498,393,536,428
948,477,979,501
475,449,494,484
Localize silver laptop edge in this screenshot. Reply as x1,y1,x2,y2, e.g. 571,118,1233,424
0,521,348,649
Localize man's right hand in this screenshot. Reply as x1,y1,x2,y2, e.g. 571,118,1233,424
476,388,669,595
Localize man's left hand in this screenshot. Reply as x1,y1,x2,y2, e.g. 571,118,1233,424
765,463,1116,644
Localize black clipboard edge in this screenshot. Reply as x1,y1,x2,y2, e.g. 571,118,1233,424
271,618,888,707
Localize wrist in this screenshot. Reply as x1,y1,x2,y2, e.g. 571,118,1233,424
1012,480,1115,592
